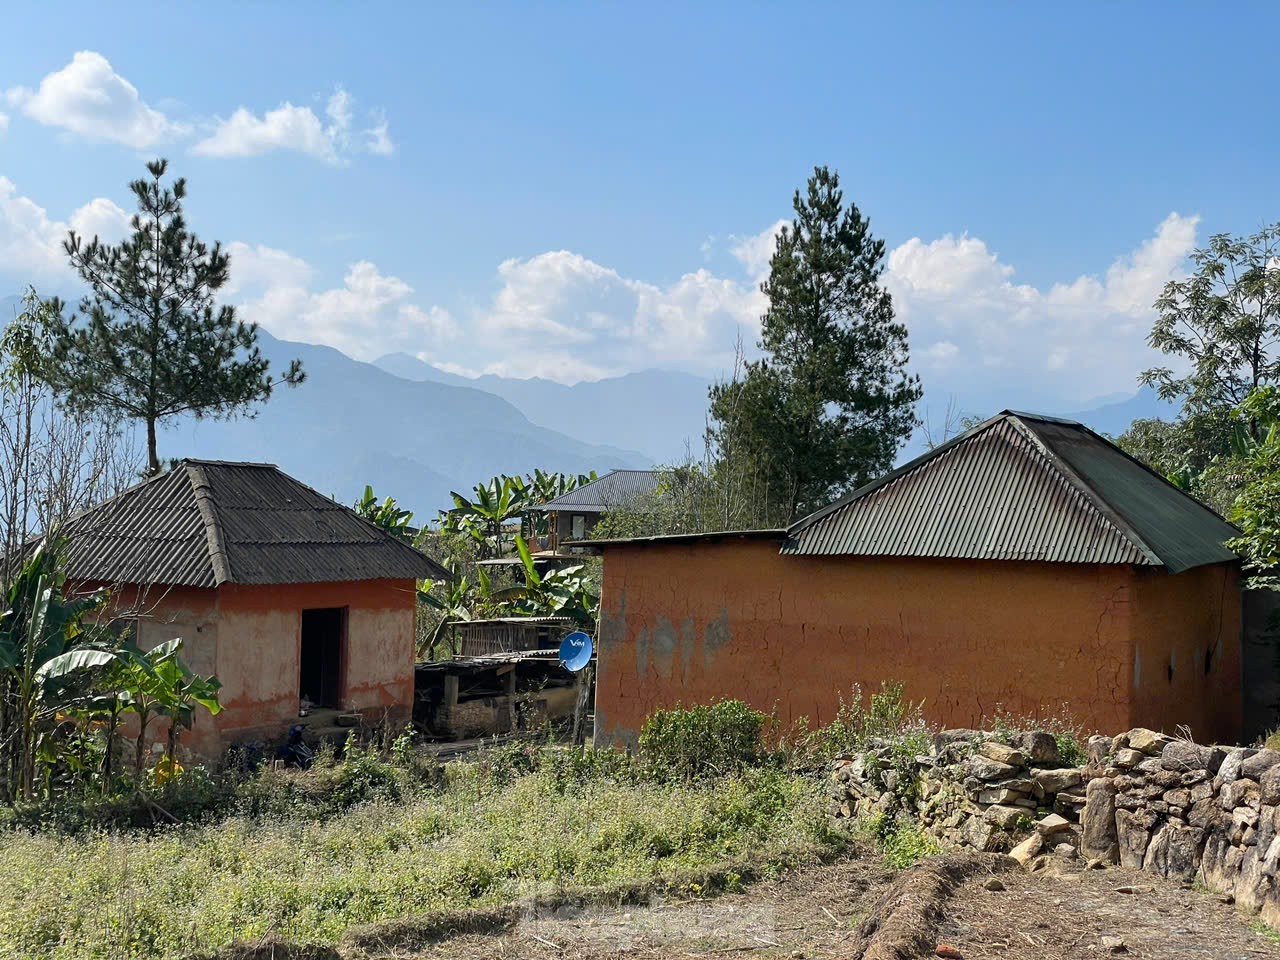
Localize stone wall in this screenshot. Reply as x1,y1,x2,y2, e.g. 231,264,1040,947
830,726,1280,926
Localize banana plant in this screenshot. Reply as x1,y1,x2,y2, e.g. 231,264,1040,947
522,469,597,540
0,541,111,800
444,476,529,558
501,535,598,625
353,485,415,542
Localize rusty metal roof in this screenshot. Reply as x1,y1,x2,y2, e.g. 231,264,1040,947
535,470,661,513
782,411,1240,573
57,460,447,588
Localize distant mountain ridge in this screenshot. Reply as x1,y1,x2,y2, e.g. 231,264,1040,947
0,288,1191,517
374,353,712,465
153,332,648,516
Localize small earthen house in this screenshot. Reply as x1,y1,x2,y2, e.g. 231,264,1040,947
56,460,445,758
589,411,1244,747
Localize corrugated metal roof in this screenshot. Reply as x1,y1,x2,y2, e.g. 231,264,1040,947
56,460,447,588
782,411,1240,573
535,470,662,513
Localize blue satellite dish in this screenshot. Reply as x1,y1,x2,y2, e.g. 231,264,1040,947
559,631,593,672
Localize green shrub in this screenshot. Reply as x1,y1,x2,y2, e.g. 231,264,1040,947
639,700,768,780
880,820,940,869
542,744,636,791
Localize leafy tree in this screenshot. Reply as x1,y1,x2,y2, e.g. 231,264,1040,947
709,166,921,522
46,159,304,474
1142,223,1280,438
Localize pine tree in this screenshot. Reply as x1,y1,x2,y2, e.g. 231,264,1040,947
47,159,304,474
709,166,921,522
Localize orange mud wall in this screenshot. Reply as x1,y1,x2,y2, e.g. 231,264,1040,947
101,578,418,758
594,539,1242,748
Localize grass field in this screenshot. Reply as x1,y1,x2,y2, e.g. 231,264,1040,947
0,756,847,959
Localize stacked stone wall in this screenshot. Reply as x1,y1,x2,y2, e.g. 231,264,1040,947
830,726,1280,925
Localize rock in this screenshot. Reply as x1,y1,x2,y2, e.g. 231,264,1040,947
1262,766,1280,805
982,876,1005,891
1240,749,1279,781
1035,813,1073,837
977,787,1028,805
1101,934,1127,953
968,755,1020,782
1009,831,1044,866
1032,767,1083,794
1015,731,1060,765
1127,728,1173,756
934,946,963,960
1054,842,1079,859
934,729,981,751
1221,778,1261,810
1161,740,1226,774
1164,788,1191,808
1115,808,1156,869
961,817,1002,852
1085,857,1108,870
1189,797,1223,829
1135,757,1165,774
984,804,1027,830
1143,822,1204,881
1112,748,1143,769
1088,735,1112,765
1189,780,1214,804
978,741,1025,767
1081,777,1120,863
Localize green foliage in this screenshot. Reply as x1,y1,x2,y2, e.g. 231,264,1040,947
708,166,921,522
1143,223,1280,425
792,681,930,768
0,752,838,959
43,158,304,474
879,817,940,869
353,485,415,541
0,544,223,802
638,699,769,780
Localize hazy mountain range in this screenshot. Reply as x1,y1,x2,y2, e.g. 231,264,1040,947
2,291,1180,517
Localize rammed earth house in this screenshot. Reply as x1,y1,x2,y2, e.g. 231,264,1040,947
51,460,445,758
588,412,1245,747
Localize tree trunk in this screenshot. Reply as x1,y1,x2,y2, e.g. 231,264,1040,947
146,417,159,476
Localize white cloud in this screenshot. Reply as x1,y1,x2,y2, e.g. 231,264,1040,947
4,51,186,148
924,341,960,366
0,176,128,278
729,219,787,281
192,85,393,164
885,213,1200,407
476,249,764,379
228,247,457,359
0,113,8,135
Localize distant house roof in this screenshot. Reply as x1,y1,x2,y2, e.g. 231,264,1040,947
782,411,1239,573
535,469,662,513
53,460,447,588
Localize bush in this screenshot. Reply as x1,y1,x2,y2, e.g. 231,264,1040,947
789,681,931,771
639,700,768,780
880,819,940,869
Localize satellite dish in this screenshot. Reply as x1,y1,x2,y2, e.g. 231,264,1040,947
559,631,593,672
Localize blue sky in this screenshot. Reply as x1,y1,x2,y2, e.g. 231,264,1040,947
2,2,1278,415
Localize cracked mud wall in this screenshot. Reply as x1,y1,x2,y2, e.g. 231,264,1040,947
594,540,1242,746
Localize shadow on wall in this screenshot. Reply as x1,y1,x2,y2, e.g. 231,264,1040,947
1244,589,1280,743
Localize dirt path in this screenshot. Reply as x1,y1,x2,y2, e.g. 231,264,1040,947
940,861,1279,960
358,854,1280,960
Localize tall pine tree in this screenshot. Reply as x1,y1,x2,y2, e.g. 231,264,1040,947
709,166,921,522
48,159,304,474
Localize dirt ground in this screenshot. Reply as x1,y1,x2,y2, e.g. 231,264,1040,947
369,854,1280,960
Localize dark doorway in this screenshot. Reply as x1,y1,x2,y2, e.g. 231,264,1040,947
300,607,346,708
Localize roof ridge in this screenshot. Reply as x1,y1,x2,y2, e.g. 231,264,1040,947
186,463,234,585
787,411,1008,538
1003,415,1163,567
